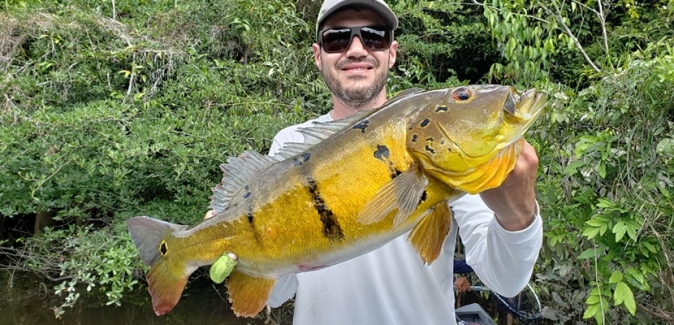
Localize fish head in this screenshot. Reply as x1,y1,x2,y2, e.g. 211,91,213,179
407,85,546,194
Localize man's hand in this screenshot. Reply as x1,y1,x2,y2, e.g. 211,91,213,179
480,140,539,231
454,277,471,293
205,210,215,219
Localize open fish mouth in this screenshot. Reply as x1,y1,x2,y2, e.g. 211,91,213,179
507,88,546,122
493,87,546,149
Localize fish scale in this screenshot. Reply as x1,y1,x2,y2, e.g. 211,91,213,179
126,85,546,318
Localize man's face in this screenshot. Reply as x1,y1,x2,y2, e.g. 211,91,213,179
313,9,398,109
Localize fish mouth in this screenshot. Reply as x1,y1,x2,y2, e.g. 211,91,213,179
493,87,546,150
507,88,546,122
502,88,545,145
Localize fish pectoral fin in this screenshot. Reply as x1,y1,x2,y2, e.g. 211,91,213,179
458,139,522,194
226,270,276,318
407,202,452,265
357,165,428,227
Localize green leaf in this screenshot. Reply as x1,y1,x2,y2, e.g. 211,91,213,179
609,271,623,284
582,227,600,239
626,220,640,240
582,303,598,319
598,161,606,179
586,215,609,227
596,198,613,209
644,242,658,253
614,282,636,315
577,248,596,260
586,293,600,304
613,221,628,242
563,160,584,175
626,268,646,285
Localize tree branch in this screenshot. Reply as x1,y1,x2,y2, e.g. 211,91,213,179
541,3,602,73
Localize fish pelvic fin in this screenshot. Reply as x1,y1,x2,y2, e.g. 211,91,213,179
226,270,276,317
407,202,452,264
126,216,192,316
357,164,428,227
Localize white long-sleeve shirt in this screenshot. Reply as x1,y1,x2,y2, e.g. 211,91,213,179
266,113,543,325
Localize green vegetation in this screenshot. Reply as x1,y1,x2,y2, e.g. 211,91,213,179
0,0,672,323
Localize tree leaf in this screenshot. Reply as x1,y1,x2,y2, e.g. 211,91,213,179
609,271,623,284
614,282,636,315
598,161,606,178
577,248,596,259
582,227,600,239
613,221,627,242
582,303,598,319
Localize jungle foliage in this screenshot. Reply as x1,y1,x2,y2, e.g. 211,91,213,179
0,0,672,323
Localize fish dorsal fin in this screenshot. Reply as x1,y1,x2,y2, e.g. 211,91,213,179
378,88,425,108
274,110,372,160
407,202,452,264
209,150,277,215
392,87,425,99
357,164,428,227
298,109,373,144
273,142,312,160
274,89,422,160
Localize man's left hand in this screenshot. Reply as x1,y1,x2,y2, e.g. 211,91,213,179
454,277,471,293
479,140,538,231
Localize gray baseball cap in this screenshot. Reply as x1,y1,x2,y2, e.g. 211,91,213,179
316,0,398,34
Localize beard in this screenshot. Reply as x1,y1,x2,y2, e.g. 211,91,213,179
322,58,388,110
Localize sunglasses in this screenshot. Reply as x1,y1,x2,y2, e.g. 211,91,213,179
318,26,393,53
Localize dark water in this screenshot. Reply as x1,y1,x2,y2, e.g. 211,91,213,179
0,273,282,325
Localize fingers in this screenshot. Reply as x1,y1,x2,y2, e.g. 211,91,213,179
204,210,215,219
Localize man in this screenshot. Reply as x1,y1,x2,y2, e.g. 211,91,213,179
209,0,542,324
266,1,542,324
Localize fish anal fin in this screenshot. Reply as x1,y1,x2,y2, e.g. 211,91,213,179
226,270,276,318
357,165,427,227
407,202,452,265
146,259,190,315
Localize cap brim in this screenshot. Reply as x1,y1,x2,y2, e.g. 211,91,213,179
317,0,398,33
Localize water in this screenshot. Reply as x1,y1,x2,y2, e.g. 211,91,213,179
0,273,286,325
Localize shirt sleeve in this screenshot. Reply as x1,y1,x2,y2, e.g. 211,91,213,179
452,259,474,274
452,194,542,297
266,274,299,307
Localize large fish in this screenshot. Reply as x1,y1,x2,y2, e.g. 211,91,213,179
126,85,546,318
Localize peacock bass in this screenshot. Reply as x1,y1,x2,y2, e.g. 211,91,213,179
126,85,546,318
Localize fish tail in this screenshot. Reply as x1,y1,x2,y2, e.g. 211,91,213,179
126,216,192,315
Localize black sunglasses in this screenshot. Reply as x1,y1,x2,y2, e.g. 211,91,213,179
318,26,393,53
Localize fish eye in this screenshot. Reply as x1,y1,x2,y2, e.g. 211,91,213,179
159,240,168,256
452,88,472,101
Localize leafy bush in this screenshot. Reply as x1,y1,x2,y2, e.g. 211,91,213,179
483,1,674,322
